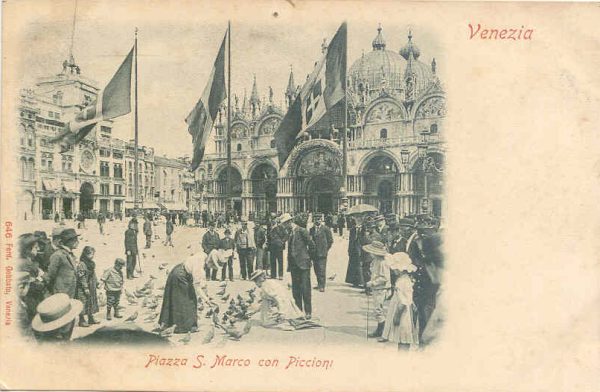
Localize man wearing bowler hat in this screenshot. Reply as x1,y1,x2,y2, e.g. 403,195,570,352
269,213,292,279
288,213,316,319
44,228,80,299
309,214,333,292
124,220,139,279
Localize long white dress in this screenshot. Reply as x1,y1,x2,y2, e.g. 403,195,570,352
381,273,419,345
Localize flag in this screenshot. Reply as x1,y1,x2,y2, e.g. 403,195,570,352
274,22,347,167
51,46,134,151
186,31,227,172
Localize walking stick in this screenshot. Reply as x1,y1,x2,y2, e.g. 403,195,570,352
366,289,369,341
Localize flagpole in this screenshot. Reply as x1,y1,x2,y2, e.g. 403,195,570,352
226,21,232,214
134,27,139,210
341,23,349,211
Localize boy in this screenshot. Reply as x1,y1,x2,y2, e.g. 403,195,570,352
101,258,126,320
220,229,235,281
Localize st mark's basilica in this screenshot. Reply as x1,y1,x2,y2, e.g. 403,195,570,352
199,26,446,218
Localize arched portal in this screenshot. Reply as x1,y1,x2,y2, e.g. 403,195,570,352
251,163,278,213
306,176,339,213
217,167,243,216
80,182,95,216
361,154,399,213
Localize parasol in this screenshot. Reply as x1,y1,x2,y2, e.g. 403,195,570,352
346,204,378,216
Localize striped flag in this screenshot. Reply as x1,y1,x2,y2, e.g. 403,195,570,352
186,31,227,171
275,22,347,167
51,47,134,151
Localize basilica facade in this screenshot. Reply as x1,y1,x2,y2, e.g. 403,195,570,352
198,26,446,218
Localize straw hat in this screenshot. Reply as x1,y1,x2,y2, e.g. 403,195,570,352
278,213,293,224
250,269,266,281
31,294,83,333
362,241,388,257
385,252,417,273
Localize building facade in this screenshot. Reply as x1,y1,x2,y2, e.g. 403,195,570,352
15,57,158,220
198,27,446,218
154,156,194,211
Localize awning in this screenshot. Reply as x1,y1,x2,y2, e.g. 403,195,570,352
62,180,79,193
163,202,188,211
42,179,61,191
124,201,162,210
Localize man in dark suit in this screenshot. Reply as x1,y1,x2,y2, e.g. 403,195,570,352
309,214,333,292
124,221,138,279
268,213,292,279
288,213,316,319
201,222,220,280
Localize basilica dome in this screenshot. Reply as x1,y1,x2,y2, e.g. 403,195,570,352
349,26,405,97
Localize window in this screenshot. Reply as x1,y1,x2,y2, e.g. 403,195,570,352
270,140,276,148
48,111,54,118
27,133,34,147
237,143,242,151
20,158,26,180
430,123,438,134
113,163,123,178
114,184,122,195
128,188,133,197
47,160,53,171
380,128,388,139
100,161,110,177
113,152,123,159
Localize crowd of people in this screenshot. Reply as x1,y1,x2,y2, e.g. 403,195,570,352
14,207,443,349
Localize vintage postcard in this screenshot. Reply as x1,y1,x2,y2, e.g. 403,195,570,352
0,0,598,391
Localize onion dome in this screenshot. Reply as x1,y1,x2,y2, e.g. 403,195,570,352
372,24,386,50
400,29,421,60
349,25,405,96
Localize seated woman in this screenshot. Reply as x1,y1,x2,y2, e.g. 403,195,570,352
159,254,212,334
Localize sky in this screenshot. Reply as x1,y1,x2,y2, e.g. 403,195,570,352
15,0,443,158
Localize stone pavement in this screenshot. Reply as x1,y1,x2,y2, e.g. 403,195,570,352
20,218,399,350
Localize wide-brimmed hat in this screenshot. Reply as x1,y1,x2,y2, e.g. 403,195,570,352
279,213,293,224
250,269,266,281
18,233,40,251
31,293,83,333
58,228,80,242
33,231,48,240
52,227,65,239
385,252,417,273
362,241,388,256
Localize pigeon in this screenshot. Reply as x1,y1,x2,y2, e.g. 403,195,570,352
221,293,230,302
216,287,227,296
224,326,243,340
158,263,169,270
143,312,159,322
126,296,138,305
147,302,159,310
242,321,252,334
125,290,137,302
124,311,138,323
197,303,204,312
150,274,158,280
202,326,215,344
160,324,176,337
179,332,192,345
103,242,107,246
219,281,228,288
152,255,156,258
327,273,337,281
186,245,192,249
142,253,146,259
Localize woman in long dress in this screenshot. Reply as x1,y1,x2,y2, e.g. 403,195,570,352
379,252,420,350
159,255,210,334
344,218,364,287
